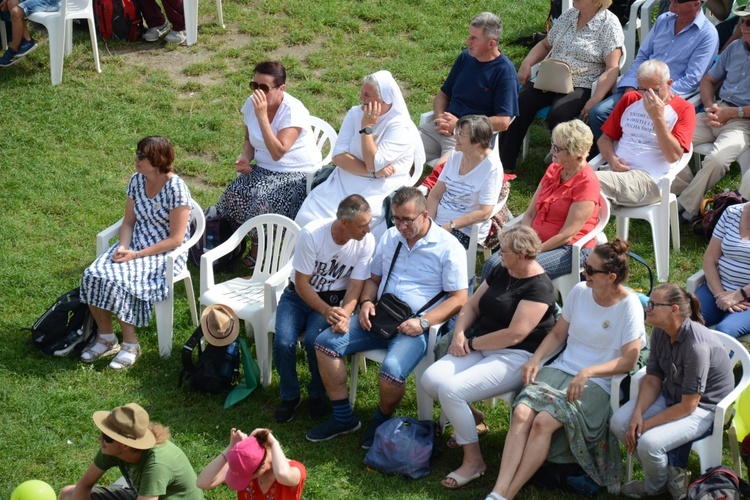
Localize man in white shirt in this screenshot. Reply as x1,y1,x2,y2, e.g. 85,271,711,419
273,195,375,423
307,187,468,449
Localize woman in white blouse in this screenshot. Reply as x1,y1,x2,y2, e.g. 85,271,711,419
295,70,425,234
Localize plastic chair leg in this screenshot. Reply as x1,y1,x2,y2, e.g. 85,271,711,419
216,0,224,28
652,213,670,283
154,295,174,358
251,318,272,388
616,216,631,242
184,0,198,45
47,20,65,85
183,275,199,326
86,17,101,73
669,200,680,253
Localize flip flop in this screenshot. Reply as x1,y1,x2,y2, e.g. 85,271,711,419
440,470,485,490
446,421,490,449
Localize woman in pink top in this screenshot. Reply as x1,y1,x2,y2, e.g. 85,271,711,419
482,119,600,284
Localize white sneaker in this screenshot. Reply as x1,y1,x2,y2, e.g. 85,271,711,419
143,21,170,42
164,29,187,45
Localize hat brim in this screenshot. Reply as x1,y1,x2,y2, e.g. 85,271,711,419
224,467,252,492
93,410,156,450
200,304,240,347
734,4,750,16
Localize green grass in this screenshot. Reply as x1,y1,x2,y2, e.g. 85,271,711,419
0,0,746,497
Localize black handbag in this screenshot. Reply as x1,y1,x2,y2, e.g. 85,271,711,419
370,242,446,340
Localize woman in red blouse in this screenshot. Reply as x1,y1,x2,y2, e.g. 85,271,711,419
482,119,600,286
197,428,305,500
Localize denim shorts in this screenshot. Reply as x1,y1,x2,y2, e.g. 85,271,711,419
19,0,60,16
314,316,428,385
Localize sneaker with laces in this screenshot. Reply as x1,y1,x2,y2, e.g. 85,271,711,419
666,466,690,499
274,397,301,423
621,480,665,498
308,396,330,420
143,20,170,42
164,29,187,45
306,417,361,442
13,38,37,59
0,48,19,67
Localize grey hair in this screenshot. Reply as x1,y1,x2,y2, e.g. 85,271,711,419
456,115,493,149
392,186,427,213
470,12,502,42
638,59,670,86
501,225,542,259
551,119,594,159
363,74,382,98
336,194,371,222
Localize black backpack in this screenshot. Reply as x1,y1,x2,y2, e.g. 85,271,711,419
687,465,750,500
30,288,97,357
189,206,246,272
178,325,240,394
692,190,747,242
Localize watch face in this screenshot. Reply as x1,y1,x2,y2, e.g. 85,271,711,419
420,318,429,330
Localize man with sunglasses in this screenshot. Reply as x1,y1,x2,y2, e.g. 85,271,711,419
588,0,718,143
596,60,696,208
676,4,750,223
307,187,468,448
59,403,203,500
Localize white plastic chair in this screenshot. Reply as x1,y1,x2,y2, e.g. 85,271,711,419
305,116,338,194
96,199,204,358
348,322,443,421
184,0,224,46
590,146,692,283
199,214,300,387
465,191,509,283
503,191,610,302
27,0,101,85
626,331,750,478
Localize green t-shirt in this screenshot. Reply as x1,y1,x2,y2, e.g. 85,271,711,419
94,441,203,499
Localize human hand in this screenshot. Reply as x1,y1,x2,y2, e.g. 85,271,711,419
398,318,424,337
251,90,268,120
358,301,376,331
566,369,589,402
332,318,350,333
521,359,541,385
715,290,741,311
111,245,136,263
579,99,597,123
375,165,396,178
517,62,532,86
325,306,348,326
228,428,248,449
435,112,457,136
361,101,381,128
642,88,665,120
235,156,252,174
250,428,276,445
447,332,469,357
625,415,644,453
441,222,453,232
610,157,630,172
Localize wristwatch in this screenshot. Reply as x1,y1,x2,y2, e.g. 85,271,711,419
419,317,430,331
739,107,746,119
449,221,456,230
359,127,373,135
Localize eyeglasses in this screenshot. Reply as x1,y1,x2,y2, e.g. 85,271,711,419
583,263,609,275
392,213,422,226
551,142,566,154
646,300,672,310
136,151,147,161
453,128,468,137
636,85,663,94
101,433,115,444
250,81,279,94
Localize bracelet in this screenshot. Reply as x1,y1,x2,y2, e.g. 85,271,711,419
468,337,476,352
220,451,228,461
360,298,375,307
135,251,140,259
740,288,748,301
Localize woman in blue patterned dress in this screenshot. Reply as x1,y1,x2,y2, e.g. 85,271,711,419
80,136,192,370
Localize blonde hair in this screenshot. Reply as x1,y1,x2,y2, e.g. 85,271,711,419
594,0,613,9
150,423,171,445
501,225,542,259
551,119,594,159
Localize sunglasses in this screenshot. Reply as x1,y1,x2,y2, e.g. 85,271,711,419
101,433,115,444
551,142,566,154
646,300,672,310
136,151,147,161
249,81,279,94
584,263,609,275
742,19,750,27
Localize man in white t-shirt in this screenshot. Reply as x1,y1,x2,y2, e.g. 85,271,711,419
596,60,696,208
273,194,375,423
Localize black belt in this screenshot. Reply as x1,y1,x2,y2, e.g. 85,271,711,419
718,99,740,108
288,282,346,306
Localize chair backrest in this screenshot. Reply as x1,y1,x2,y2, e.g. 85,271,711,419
238,214,300,281
184,199,206,251
309,116,337,169
711,330,750,426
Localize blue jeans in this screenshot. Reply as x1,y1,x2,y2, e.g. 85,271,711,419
695,283,750,339
589,90,624,142
272,287,329,401
315,316,428,385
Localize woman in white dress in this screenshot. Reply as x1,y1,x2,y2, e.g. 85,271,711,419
295,70,425,235
80,136,192,370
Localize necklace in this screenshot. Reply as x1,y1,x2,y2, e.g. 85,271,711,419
506,272,522,289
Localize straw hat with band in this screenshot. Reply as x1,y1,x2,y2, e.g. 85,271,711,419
201,304,240,347
93,403,156,450
225,436,267,491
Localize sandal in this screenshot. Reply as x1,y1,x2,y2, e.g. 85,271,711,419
440,469,485,490
242,255,256,270
80,336,120,363
108,344,141,370
446,421,490,449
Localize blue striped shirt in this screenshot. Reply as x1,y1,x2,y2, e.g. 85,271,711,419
714,203,750,290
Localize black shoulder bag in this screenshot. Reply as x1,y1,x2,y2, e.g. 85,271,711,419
370,242,447,340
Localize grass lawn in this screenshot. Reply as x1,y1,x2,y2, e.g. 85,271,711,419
0,0,746,497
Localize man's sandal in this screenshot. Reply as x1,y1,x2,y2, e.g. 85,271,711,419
109,344,141,370
80,336,120,363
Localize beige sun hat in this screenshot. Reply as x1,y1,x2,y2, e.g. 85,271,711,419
200,304,240,347
93,403,156,450
734,3,750,16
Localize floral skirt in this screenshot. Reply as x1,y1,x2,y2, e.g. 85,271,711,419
514,367,622,486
